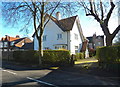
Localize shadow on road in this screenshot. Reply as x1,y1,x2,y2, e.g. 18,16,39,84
2,60,120,86
2,61,47,71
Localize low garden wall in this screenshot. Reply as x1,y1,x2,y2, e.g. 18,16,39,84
96,45,120,73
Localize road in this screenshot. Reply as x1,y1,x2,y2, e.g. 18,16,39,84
1,61,120,87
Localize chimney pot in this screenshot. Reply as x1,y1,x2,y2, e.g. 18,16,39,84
16,35,20,38
56,12,61,20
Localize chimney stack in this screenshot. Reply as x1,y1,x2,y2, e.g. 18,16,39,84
56,12,61,20
16,35,20,38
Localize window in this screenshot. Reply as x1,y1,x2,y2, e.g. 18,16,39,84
75,46,78,49
57,34,62,40
74,33,78,40
75,46,78,53
98,42,101,45
62,45,66,49
0,42,3,48
11,41,14,46
44,47,49,50
54,45,66,49
75,50,78,53
43,35,47,41
4,42,8,47
55,46,58,49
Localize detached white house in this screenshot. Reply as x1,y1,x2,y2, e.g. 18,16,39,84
33,12,88,56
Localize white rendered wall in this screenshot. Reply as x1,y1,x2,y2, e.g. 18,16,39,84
34,19,69,50
34,17,83,54
70,19,83,54
34,35,39,50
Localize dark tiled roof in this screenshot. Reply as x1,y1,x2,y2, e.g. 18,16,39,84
1,36,20,42
87,35,104,43
14,38,25,44
20,42,33,50
32,15,77,37
50,15,77,31
86,37,93,43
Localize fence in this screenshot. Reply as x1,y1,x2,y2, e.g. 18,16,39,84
2,51,13,60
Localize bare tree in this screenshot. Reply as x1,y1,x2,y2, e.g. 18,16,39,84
114,31,120,45
2,0,61,65
78,0,120,46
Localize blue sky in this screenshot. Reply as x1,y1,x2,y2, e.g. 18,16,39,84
0,1,119,40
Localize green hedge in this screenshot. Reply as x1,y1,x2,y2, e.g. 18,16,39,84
96,45,120,63
13,50,39,64
42,50,70,66
13,50,71,66
75,52,85,60
96,45,120,72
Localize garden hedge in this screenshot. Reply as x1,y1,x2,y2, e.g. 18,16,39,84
75,52,85,60
96,45,120,72
13,50,71,66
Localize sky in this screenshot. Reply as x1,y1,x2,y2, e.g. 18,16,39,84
0,1,119,40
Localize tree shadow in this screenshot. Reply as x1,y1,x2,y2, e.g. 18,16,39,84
2,60,49,71
2,62,120,86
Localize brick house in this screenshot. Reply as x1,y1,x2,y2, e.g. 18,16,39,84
87,33,105,50
0,35,33,51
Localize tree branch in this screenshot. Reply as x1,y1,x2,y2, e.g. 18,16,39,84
86,12,101,23
112,25,120,39
23,0,34,13
104,0,115,26
93,0,98,15
32,2,39,39
89,0,94,13
44,1,61,28
100,0,104,20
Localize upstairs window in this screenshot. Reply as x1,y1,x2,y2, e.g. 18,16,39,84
57,34,62,40
0,42,3,48
74,33,78,40
43,35,47,41
4,42,8,47
11,41,15,46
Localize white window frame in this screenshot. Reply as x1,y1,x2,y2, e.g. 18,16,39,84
57,34,62,40
74,33,78,40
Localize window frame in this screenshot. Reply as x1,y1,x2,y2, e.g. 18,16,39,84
57,34,62,40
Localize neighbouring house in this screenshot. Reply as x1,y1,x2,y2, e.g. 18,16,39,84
33,12,89,57
0,35,33,51
87,33,105,50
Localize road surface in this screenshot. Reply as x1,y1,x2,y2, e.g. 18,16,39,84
1,61,120,86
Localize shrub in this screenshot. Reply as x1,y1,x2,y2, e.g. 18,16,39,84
96,45,120,73
42,50,70,66
75,52,85,60
13,50,71,66
89,48,96,57
13,50,39,64
96,45,120,63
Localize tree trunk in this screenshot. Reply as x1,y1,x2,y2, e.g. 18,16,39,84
106,35,113,46
100,24,113,46
38,33,43,65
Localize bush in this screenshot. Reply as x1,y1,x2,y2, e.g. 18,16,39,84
96,45,120,63
75,52,85,60
96,45,120,72
13,50,71,66
89,48,96,57
13,50,39,64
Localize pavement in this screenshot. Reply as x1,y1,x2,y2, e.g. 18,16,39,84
1,58,120,86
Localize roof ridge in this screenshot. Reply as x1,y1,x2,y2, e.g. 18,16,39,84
58,15,78,21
